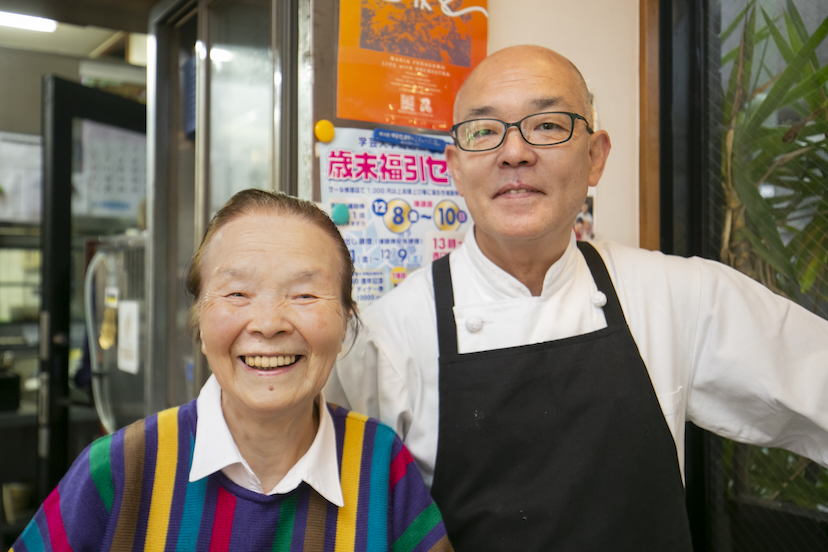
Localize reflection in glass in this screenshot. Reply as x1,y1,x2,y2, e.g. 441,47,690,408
70,118,147,415
209,0,273,216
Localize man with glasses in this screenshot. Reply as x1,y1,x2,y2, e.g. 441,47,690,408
327,45,828,550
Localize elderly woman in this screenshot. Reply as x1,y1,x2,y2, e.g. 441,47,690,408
12,189,452,551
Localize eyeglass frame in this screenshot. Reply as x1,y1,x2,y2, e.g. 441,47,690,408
449,111,595,152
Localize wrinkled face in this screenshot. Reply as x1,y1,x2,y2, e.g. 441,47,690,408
446,51,606,253
198,211,347,419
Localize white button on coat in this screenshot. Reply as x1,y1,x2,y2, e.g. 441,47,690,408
591,291,607,307
465,315,484,333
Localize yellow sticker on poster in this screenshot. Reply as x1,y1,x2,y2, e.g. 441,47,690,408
337,0,488,131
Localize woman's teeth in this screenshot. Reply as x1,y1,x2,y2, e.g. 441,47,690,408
244,355,297,369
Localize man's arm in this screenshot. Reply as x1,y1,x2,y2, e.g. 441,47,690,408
686,257,828,467
598,241,827,470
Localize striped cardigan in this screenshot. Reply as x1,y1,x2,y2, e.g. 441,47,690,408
11,400,452,552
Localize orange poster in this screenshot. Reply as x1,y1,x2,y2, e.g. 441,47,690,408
337,0,488,131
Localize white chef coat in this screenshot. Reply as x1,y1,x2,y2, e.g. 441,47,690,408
191,374,345,506
326,227,828,487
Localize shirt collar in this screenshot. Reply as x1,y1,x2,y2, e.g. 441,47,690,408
190,374,344,507
462,224,580,299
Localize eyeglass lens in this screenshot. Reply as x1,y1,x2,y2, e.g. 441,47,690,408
456,112,575,151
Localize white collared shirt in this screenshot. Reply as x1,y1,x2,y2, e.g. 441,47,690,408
326,226,828,487
190,375,344,507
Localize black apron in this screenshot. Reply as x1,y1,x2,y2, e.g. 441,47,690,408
429,241,693,551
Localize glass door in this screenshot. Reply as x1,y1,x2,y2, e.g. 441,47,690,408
40,75,146,499
148,0,304,399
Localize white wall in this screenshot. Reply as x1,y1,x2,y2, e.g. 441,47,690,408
487,0,640,247
0,46,80,135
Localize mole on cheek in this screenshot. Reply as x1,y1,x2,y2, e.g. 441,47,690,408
269,386,274,391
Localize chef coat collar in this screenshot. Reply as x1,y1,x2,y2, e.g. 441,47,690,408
462,225,580,300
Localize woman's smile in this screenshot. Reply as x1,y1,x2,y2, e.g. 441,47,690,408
241,354,300,370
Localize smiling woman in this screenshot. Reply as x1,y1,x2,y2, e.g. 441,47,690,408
11,189,453,552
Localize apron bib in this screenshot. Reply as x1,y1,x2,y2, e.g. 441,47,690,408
429,241,693,551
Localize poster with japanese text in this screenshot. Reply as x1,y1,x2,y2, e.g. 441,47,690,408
320,128,471,305
337,0,488,130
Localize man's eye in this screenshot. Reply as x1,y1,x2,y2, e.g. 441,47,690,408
471,128,493,139
538,122,560,131
297,294,317,300
228,292,246,298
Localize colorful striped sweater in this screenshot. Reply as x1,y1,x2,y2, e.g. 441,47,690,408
11,400,452,552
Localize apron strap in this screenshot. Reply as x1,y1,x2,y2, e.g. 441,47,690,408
432,254,458,357
576,241,628,327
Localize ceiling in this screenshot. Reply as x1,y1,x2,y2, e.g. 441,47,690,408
0,0,157,62
0,0,157,34
0,23,125,59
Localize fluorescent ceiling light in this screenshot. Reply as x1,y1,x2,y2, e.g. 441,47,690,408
0,11,58,33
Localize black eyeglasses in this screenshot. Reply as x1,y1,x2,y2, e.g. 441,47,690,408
450,111,594,152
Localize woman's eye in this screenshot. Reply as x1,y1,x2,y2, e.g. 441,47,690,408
228,292,246,298
297,294,316,300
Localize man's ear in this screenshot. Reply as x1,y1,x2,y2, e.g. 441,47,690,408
445,144,466,197
587,130,612,188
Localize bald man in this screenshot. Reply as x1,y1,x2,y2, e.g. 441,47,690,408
326,46,828,550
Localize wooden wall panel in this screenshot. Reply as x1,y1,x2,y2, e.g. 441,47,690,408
639,0,660,250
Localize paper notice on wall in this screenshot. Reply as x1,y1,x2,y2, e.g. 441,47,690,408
575,192,595,241
72,120,146,219
336,0,487,130
0,132,41,224
320,128,471,306
117,300,140,374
